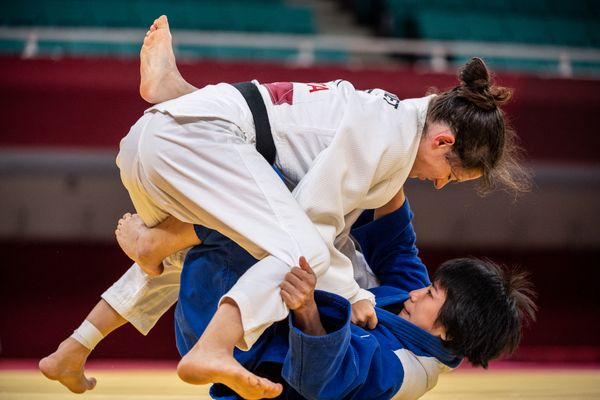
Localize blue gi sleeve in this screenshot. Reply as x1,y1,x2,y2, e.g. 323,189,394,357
283,291,404,400
351,199,430,292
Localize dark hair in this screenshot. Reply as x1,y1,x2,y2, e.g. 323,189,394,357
433,257,537,368
426,57,531,195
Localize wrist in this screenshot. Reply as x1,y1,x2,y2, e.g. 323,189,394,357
293,301,326,336
293,299,319,321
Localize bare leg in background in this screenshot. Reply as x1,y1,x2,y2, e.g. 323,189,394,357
38,300,126,393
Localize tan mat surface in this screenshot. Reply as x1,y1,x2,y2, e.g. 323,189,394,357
1,368,599,399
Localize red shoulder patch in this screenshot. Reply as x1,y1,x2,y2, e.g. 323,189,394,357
264,82,294,105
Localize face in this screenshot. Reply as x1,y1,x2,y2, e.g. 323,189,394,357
410,121,483,189
399,282,447,339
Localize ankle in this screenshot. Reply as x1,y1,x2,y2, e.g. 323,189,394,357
62,337,91,353
135,230,162,265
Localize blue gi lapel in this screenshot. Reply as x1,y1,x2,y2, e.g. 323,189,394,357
375,307,462,368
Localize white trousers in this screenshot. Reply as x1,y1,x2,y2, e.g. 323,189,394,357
111,111,329,348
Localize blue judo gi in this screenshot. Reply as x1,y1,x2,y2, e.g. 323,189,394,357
175,200,462,400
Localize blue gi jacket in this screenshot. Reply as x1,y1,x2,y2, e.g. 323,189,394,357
176,200,461,399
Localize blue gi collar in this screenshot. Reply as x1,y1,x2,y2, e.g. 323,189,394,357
375,306,462,368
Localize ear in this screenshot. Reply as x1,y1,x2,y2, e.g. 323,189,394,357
432,131,455,149
439,330,448,341
434,324,448,341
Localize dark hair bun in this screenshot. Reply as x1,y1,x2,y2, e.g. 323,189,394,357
460,57,490,91
459,57,512,110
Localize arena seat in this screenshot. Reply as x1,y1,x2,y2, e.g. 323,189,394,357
376,0,597,50
546,17,593,47
415,10,467,41
505,16,552,45
1,0,314,34
0,0,318,62
460,13,511,42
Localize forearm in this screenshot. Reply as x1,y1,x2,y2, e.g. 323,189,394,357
353,197,430,290
293,303,326,336
374,188,405,220
285,291,363,399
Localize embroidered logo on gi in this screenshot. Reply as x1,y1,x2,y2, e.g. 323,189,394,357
307,83,329,93
383,91,400,109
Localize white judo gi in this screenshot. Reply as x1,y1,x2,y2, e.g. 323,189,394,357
104,79,432,348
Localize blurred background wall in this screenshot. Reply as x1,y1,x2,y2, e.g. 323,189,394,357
1,0,599,364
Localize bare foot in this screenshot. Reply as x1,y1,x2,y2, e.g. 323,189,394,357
115,213,164,276
39,338,96,394
177,346,283,399
139,15,196,104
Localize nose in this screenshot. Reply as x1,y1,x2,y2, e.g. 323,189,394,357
409,287,426,301
434,178,450,189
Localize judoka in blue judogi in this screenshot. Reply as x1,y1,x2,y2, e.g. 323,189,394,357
176,198,461,400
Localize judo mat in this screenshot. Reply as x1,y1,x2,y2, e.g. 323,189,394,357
1,360,599,400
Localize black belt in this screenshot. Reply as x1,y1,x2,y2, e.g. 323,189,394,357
232,82,276,165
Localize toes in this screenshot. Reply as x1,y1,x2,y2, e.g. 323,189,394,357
253,376,282,398
86,376,97,390
267,384,283,398
157,15,169,29
262,379,282,393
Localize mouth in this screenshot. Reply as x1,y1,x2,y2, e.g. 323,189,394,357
400,303,410,318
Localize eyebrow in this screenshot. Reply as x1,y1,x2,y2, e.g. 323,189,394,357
431,283,440,298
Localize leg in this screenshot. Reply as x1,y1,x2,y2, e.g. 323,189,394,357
38,80,189,393
135,119,330,397
39,300,126,393
115,213,201,276
178,300,283,399
140,15,197,104
137,116,331,341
